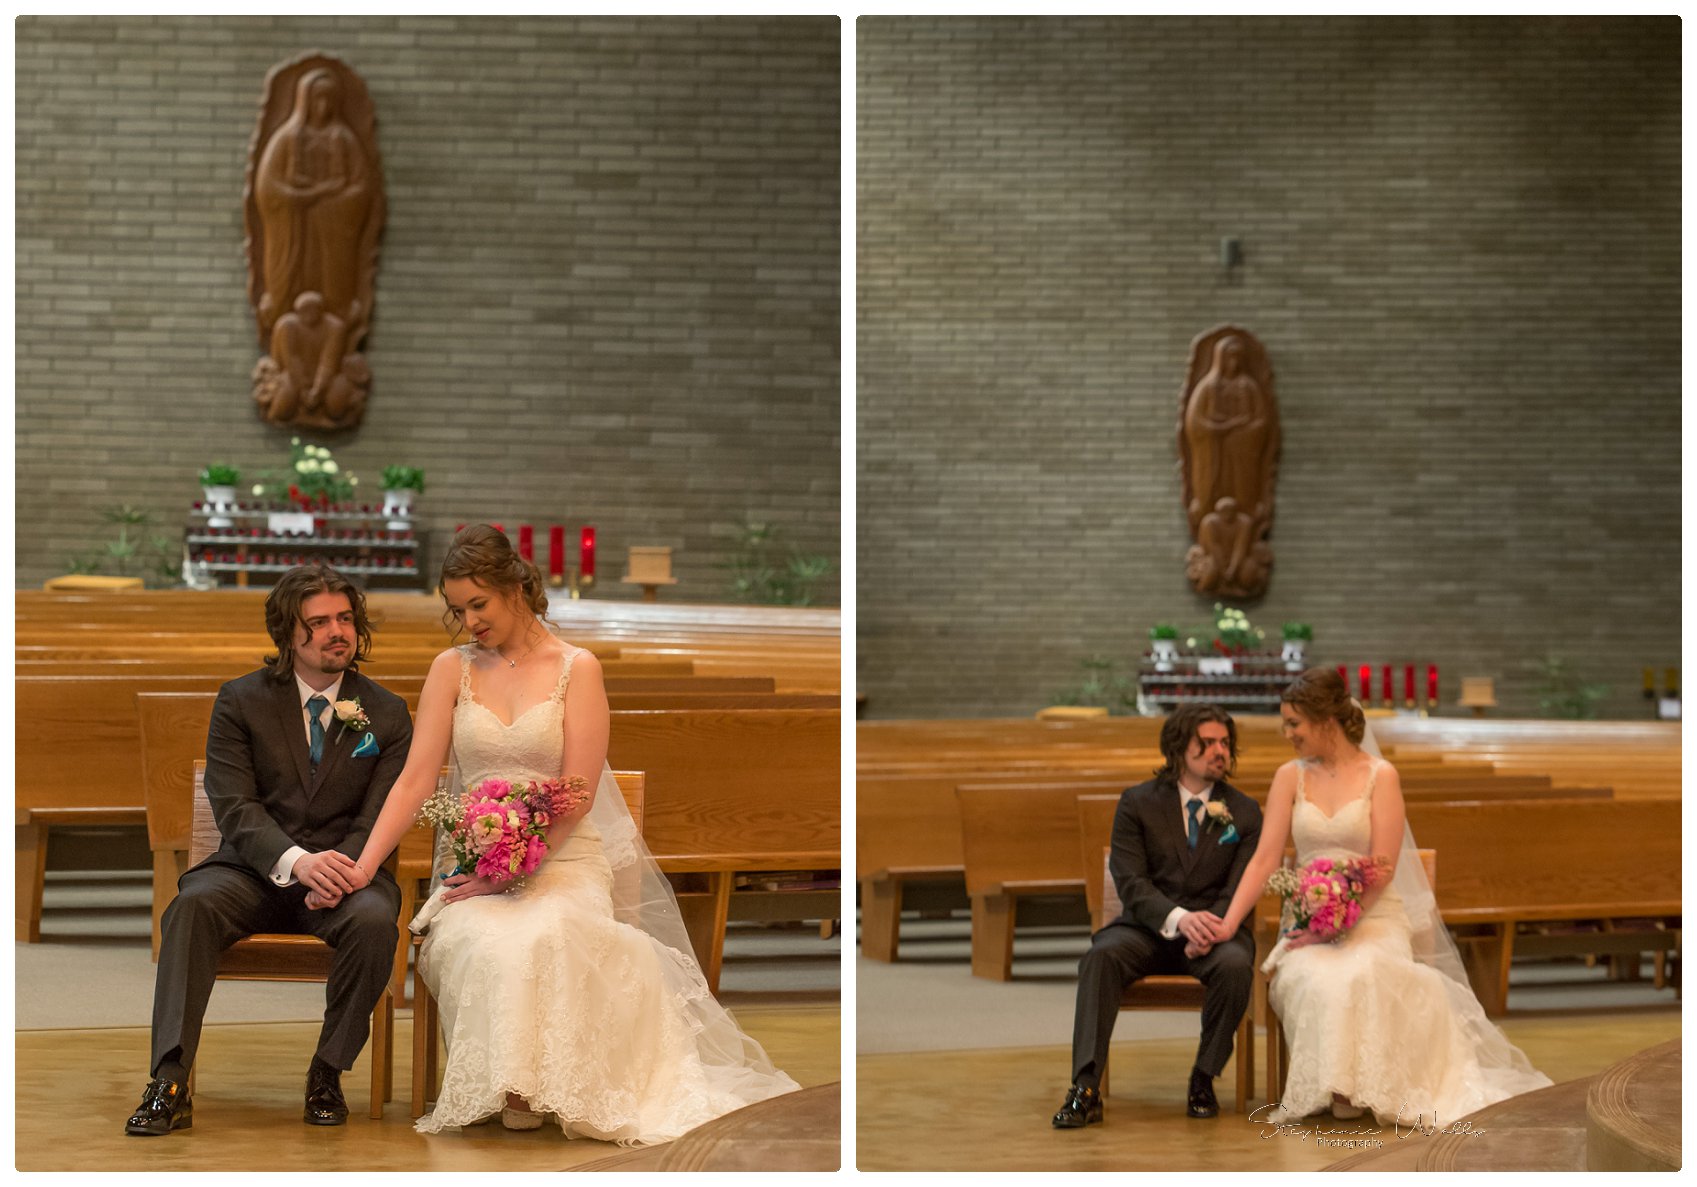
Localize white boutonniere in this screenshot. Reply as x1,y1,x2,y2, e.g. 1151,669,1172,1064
1203,799,1239,843
334,698,371,739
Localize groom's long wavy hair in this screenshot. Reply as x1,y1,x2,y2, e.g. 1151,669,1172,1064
1152,703,1239,782
261,564,374,682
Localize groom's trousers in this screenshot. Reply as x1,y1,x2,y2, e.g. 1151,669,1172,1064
1070,922,1254,1090
150,862,401,1077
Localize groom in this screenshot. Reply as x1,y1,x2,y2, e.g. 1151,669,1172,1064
1052,703,1262,1128
126,565,413,1135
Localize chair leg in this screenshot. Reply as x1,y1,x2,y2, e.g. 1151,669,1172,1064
17,819,47,943
1242,1012,1255,1113
1099,1053,1109,1109
369,991,389,1119
411,982,429,1119
426,987,442,1101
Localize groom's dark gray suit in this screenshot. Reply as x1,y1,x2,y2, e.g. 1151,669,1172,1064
150,666,412,1077
1070,774,1262,1089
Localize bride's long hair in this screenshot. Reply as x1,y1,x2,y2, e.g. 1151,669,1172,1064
436,524,549,640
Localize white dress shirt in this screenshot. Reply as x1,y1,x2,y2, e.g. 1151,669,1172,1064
1160,782,1213,939
268,673,345,886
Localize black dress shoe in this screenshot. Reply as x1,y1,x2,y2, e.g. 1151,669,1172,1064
1187,1068,1219,1119
1051,1084,1103,1129
125,1078,192,1135
304,1063,349,1126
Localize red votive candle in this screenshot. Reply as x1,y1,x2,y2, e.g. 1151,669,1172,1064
580,526,596,578
1404,664,1416,706
1382,665,1393,706
549,525,565,578
1426,664,1439,707
1358,665,1371,703
1337,665,1349,689
491,524,503,535
518,524,534,562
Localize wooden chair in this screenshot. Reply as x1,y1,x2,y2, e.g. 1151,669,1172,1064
1259,848,1436,1105
1087,845,1254,1113
411,770,646,1119
183,761,398,1119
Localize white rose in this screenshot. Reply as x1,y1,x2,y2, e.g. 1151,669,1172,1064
322,461,338,474
291,436,301,446
334,699,360,719
349,475,359,486
250,484,263,496
294,459,309,472
1204,800,1229,820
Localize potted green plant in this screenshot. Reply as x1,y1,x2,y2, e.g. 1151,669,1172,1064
1149,623,1180,669
198,464,240,527
1195,604,1264,674
1281,622,1312,668
381,465,425,522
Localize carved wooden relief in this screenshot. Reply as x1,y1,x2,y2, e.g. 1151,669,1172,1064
244,52,385,431
1177,325,1280,599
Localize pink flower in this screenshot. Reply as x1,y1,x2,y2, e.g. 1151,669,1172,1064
1309,857,1334,874
473,777,513,799
519,833,547,876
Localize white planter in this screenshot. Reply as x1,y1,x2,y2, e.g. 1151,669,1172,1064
1198,657,1234,676
382,487,416,530
202,484,236,529
1282,639,1308,670
1150,638,1179,672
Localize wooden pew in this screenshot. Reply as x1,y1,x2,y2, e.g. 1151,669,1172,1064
124,696,839,995
607,709,840,993
955,782,1093,980
857,763,1602,963
18,675,823,943
1402,798,1680,1015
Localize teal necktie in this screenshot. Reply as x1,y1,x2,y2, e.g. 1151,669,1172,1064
1186,798,1202,850
307,695,329,766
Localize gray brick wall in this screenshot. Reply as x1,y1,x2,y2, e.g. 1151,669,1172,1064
858,16,1678,719
17,15,840,603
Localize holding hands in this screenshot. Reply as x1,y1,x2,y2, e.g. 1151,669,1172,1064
1179,910,1224,957
297,850,371,911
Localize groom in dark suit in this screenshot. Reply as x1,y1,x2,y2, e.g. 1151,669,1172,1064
126,565,412,1135
1052,703,1262,1128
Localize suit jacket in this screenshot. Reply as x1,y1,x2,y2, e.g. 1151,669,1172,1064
1108,775,1262,944
198,666,413,886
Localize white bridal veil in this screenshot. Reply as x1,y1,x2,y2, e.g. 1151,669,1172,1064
1358,719,1551,1086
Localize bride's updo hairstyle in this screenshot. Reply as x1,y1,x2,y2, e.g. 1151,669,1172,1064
1281,667,1367,746
438,524,549,637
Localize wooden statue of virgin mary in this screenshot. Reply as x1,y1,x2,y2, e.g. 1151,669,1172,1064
243,52,385,431
1176,326,1281,599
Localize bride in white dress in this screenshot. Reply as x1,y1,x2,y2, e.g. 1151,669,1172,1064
343,525,799,1142
1212,668,1550,1126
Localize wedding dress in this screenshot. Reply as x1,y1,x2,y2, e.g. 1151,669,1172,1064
1262,757,1551,1125
409,645,800,1142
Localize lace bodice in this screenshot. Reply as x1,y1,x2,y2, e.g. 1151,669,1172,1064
1290,757,1379,863
1290,757,1401,915
450,644,576,788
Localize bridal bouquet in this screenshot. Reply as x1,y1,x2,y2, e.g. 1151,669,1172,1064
1266,855,1388,943
420,775,593,885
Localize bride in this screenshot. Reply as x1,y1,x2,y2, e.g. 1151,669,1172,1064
338,524,799,1141
1211,668,1551,1125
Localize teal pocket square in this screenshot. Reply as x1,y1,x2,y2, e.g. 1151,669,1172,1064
1219,825,1239,844
351,732,380,758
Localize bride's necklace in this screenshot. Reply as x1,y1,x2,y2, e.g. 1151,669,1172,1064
496,627,543,669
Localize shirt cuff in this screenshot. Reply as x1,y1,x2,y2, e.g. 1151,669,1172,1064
1161,907,1188,939
271,846,308,887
